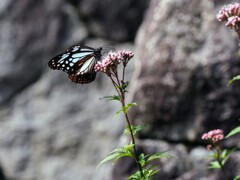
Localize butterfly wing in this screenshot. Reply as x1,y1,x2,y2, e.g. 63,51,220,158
68,54,98,84
48,45,102,84
48,45,95,72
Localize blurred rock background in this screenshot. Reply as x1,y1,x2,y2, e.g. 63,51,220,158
0,0,240,180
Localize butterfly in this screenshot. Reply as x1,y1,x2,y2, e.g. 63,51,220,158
48,45,103,84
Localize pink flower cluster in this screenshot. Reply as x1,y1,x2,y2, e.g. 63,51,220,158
217,3,240,29
95,50,134,75
202,129,224,143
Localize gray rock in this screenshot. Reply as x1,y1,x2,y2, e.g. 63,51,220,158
0,41,135,180
69,0,149,41
111,140,240,180
0,0,137,179
129,0,240,143
110,139,188,180
1,0,240,179
0,0,87,106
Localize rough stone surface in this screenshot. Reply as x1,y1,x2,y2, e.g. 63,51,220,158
1,0,240,179
69,0,149,41
0,69,118,180
111,139,240,180
0,41,136,180
129,0,240,143
0,0,137,179
0,0,87,106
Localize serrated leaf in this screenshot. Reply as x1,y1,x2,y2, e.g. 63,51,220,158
209,152,218,159
209,161,221,169
116,109,122,117
129,166,161,180
114,81,129,91
148,169,160,177
145,166,160,178
229,75,240,84
122,103,137,114
97,144,134,168
128,171,141,180
234,175,240,180
124,125,148,135
99,95,121,101
220,148,236,166
221,149,228,159
116,102,137,116
226,126,240,138
146,151,172,163
123,143,135,151
138,153,146,167
121,81,129,90
97,151,122,168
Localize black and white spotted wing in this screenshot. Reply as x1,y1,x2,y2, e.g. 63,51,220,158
48,45,102,84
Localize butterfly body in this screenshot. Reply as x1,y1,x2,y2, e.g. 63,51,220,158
48,45,102,84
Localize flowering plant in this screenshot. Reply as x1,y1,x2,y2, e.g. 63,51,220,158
217,2,240,84
96,50,171,179
201,128,240,180
200,3,240,179
217,2,240,38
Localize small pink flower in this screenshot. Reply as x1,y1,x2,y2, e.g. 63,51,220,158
118,50,134,63
217,3,240,21
202,129,225,143
225,16,240,28
95,50,134,75
217,3,240,35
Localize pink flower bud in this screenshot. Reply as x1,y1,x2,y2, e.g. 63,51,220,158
202,129,224,143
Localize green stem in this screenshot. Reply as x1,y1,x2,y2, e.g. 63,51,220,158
110,76,121,97
122,64,126,83
122,100,144,177
110,68,145,179
114,76,144,179
216,146,229,180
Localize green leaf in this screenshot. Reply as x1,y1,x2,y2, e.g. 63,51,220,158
145,166,160,178
148,168,160,177
210,152,218,159
226,126,240,138
146,151,172,163
116,102,137,116
234,175,240,180
128,171,141,180
209,161,221,169
97,143,134,168
116,109,122,117
122,103,137,114
99,95,121,101
97,151,122,168
220,148,237,165
121,81,129,91
124,143,135,151
229,75,240,84
221,149,228,159
138,153,146,167
124,125,148,135
115,81,129,91
128,166,161,180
